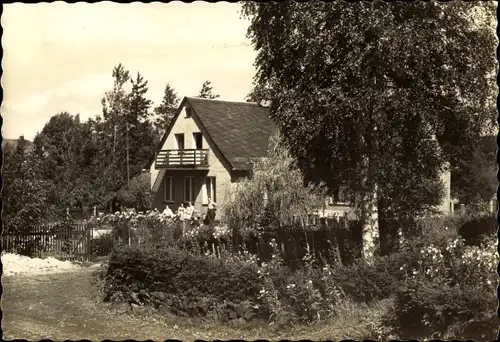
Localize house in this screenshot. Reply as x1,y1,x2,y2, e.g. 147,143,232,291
148,97,453,219
147,97,276,215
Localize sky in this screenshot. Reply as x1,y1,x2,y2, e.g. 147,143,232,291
1,2,257,141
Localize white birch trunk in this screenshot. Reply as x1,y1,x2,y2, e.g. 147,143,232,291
355,106,380,263
357,131,380,263
360,181,379,263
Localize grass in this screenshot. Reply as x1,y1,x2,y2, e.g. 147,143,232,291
1,266,393,341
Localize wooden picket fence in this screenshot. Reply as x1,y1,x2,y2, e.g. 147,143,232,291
2,223,93,262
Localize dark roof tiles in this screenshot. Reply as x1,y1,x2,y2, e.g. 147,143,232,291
186,97,276,170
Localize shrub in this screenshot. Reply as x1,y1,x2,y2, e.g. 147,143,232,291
90,210,187,246
102,245,262,304
383,236,498,339
328,250,418,303
91,233,115,257
257,240,345,323
458,215,497,246
115,172,153,212
386,278,497,340
412,215,461,247
415,213,497,248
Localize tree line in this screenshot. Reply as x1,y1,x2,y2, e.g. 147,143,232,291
2,65,220,233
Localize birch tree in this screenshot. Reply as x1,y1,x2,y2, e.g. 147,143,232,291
242,1,496,262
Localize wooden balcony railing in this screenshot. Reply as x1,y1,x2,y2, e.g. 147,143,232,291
155,149,209,169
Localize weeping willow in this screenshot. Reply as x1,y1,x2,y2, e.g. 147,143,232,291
222,134,328,234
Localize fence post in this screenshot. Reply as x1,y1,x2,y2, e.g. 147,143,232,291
94,205,97,217
87,223,92,262
128,224,131,246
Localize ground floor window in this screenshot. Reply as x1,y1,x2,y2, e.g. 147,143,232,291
184,177,195,202
202,177,216,204
164,176,174,202
329,185,347,205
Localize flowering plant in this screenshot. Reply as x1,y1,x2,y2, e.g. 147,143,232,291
402,236,498,291
255,238,344,323
89,210,183,245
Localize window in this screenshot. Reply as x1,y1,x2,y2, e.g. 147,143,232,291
202,177,216,205
193,132,203,149
184,177,195,202
185,107,192,118
329,185,347,205
164,176,174,202
175,134,185,150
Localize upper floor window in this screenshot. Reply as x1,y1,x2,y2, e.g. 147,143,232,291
185,107,192,118
175,133,185,150
193,132,203,149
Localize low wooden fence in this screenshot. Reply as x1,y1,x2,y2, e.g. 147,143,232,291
2,223,94,261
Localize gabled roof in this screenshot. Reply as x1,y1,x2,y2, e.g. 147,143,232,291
187,97,276,170
148,97,276,171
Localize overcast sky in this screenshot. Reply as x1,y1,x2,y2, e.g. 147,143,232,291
2,2,257,141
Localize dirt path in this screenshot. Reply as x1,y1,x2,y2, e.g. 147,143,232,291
1,266,385,340
1,267,278,341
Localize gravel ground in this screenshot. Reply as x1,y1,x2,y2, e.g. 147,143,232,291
1,253,84,277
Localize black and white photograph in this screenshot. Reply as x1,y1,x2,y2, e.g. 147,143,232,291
1,1,498,340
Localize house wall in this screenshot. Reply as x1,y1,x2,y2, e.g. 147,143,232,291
320,203,356,219
437,168,452,215
151,104,233,214
318,167,453,219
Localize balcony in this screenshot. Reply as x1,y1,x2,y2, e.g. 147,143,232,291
155,149,209,169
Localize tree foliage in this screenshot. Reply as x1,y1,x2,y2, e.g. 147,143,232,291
100,65,158,195
33,113,97,208
30,64,160,212
115,172,153,212
452,135,496,205
3,137,58,233
242,1,496,219
198,80,220,99
245,82,275,103
154,83,180,134
126,72,158,179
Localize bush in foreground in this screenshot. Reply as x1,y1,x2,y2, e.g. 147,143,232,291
103,245,262,304
91,233,115,258
94,216,497,339
98,242,350,324
383,236,498,339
